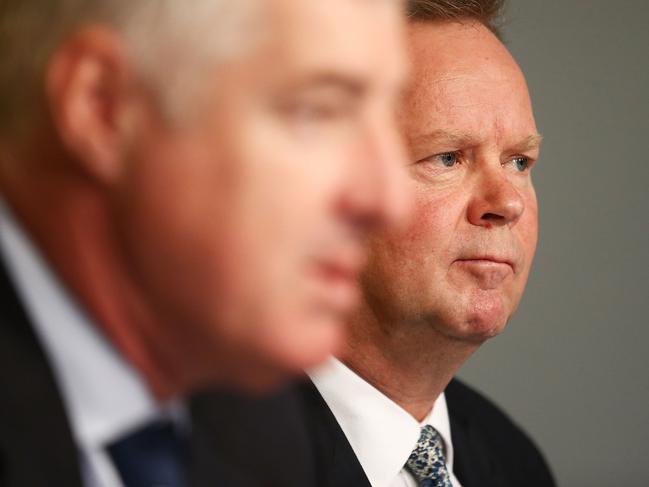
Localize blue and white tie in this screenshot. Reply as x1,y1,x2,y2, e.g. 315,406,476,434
405,425,453,487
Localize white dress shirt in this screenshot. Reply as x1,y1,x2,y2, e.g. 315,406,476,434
309,358,463,487
0,201,183,487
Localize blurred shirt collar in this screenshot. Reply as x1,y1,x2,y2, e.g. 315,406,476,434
308,357,455,487
0,199,165,451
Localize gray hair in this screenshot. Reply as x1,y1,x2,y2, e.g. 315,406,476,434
0,0,261,136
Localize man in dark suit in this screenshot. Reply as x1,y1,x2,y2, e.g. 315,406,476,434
301,1,557,485
0,1,410,485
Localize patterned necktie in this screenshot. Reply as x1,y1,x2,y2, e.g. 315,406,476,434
107,419,187,487
405,424,453,487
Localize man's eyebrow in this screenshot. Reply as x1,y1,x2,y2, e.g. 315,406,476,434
284,72,366,97
410,130,544,152
513,134,544,152
409,129,480,147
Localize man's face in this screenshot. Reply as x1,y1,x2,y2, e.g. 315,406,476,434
361,20,539,342
115,0,408,387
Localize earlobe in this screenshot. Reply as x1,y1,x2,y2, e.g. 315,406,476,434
46,26,135,185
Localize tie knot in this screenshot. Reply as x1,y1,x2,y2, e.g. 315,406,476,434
405,425,453,487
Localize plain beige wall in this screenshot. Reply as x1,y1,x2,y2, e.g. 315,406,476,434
457,1,649,486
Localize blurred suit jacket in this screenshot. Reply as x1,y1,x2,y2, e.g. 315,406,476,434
0,257,319,487
0,252,555,487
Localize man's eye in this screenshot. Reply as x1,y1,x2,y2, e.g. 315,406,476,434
423,152,459,167
280,97,354,124
298,102,349,121
510,156,531,172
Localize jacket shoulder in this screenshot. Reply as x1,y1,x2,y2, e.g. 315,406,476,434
445,378,556,487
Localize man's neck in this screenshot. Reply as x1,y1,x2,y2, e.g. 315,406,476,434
0,149,183,399
340,306,480,422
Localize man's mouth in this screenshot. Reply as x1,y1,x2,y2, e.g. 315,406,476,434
311,248,365,313
453,256,515,289
456,252,516,271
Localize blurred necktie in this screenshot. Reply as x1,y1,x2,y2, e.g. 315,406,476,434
405,424,453,487
107,419,187,487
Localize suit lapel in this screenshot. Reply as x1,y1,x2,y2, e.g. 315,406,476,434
449,412,495,487
297,380,372,487
447,380,501,487
0,258,83,487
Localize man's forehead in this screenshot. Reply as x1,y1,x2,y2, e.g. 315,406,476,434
406,20,524,90
400,26,536,152
256,0,407,95
401,93,538,145
267,0,402,41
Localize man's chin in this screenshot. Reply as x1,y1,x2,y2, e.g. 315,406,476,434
436,324,500,345
436,298,511,343
464,318,507,342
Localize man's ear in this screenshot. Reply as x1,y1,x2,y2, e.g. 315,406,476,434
46,26,140,185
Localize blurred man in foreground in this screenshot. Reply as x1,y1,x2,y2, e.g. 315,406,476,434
0,0,409,485
304,1,557,485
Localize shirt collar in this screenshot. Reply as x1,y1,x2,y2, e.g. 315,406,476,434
308,357,455,487
0,200,164,450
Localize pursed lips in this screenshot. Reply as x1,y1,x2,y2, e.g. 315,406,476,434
310,244,366,312
313,229,367,279
453,255,517,273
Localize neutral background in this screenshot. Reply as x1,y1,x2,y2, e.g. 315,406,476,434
457,1,649,486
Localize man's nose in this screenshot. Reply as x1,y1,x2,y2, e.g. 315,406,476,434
467,165,525,228
337,119,412,234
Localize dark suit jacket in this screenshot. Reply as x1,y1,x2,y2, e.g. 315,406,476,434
0,257,319,487
0,257,83,486
295,377,557,487
0,250,555,487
